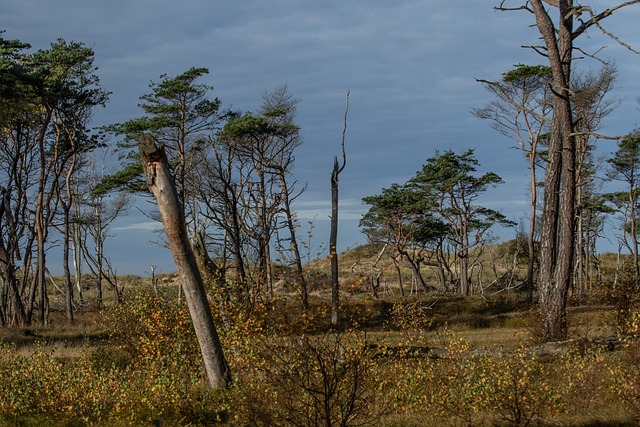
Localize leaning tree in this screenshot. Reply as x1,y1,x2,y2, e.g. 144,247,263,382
139,134,231,389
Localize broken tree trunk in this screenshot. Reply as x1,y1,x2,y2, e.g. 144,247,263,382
139,134,231,389
330,91,349,328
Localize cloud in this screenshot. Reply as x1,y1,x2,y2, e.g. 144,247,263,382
294,199,366,221
112,221,161,233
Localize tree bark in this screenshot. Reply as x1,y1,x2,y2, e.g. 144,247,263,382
139,134,231,389
330,157,341,327
397,248,431,294
277,168,308,310
329,91,349,328
531,0,576,341
527,154,537,304
62,203,74,324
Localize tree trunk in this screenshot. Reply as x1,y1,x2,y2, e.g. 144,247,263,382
532,0,576,341
256,170,273,296
62,151,78,324
330,91,349,328
0,259,27,326
96,230,104,306
527,154,537,304
391,255,405,297
459,254,470,296
72,193,84,305
139,134,231,389
459,231,470,295
330,157,340,327
0,189,28,326
278,170,308,310
62,204,74,324
33,176,48,327
35,237,48,326
72,226,84,305
630,185,640,277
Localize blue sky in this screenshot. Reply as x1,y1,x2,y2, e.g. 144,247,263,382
3,1,639,275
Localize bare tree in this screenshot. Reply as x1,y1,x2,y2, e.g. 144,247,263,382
80,188,131,305
139,134,231,389
474,64,553,303
196,139,250,288
80,147,133,305
571,65,619,297
330,92,349,328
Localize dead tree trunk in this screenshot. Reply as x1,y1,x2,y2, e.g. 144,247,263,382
139,134,231,389
192,231,220,285
330,92,349,328
330,157,341,327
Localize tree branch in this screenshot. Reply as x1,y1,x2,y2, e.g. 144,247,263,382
475,78,553,124
573,1,640,51
338,90,349,175
569,130,630,140
522,44,549,58
495,0,533,13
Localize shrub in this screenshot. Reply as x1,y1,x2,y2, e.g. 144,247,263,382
387,300,434,331
233,330,387,426
0,291,229,426
486,349,562,426
609,353,640,422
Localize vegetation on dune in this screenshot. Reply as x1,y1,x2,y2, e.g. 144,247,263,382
0,245,639,426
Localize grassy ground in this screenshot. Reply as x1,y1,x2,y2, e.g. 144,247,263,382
1,245,639,426
1,284,638,426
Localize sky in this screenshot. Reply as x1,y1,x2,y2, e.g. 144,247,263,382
2,1,640,275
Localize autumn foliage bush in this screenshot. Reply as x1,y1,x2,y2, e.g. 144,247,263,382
0,291,229,426
371,329,630,426
0,286,639,426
